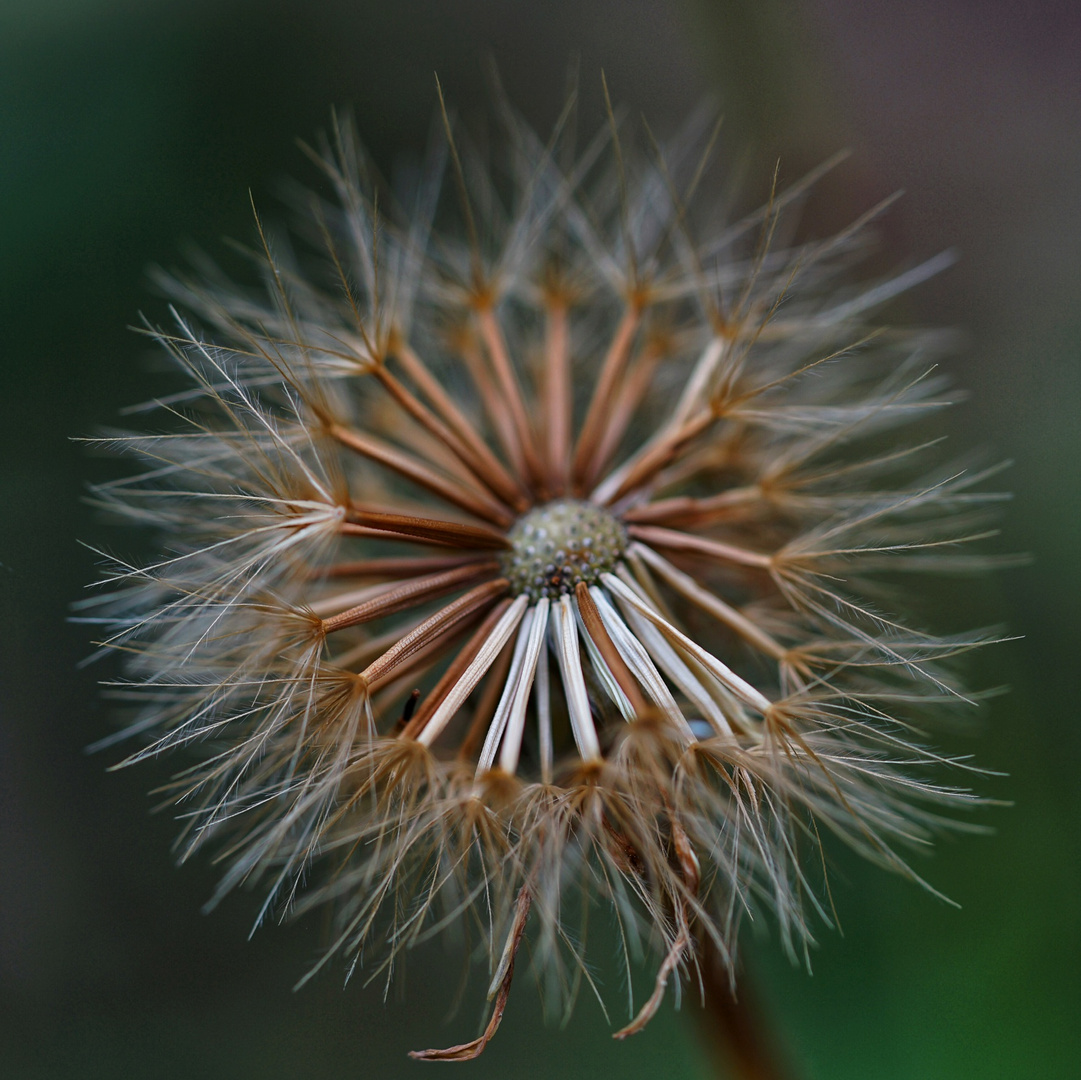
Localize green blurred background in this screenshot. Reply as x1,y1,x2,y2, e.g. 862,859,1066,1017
1,1,1077,1076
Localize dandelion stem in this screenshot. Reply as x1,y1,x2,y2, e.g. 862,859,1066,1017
602,571,772,715
671,335,729,430
368,635,468,708
623,486,760,526
594,408,715,505
694,957,799,1080
458,633,517,762
550,595,602,760
416,595,529,746
495,598,550,775
366,615,473,696
453,330,525,477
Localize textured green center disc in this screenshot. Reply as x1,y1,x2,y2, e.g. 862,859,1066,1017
502,499,627,602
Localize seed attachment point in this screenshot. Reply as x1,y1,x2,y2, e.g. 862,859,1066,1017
501,499,626,601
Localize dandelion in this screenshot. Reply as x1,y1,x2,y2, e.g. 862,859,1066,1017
81,79,1003,1062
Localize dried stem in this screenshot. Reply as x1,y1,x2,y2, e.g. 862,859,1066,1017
366,616,474,696
630,543,788,661
615,807,698,1040
623,487,760,526
614,921,691,1040
457,634,516,761
453,329,525,476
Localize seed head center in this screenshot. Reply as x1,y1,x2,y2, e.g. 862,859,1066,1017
502,499,627,602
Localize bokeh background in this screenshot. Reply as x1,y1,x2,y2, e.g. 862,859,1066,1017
2,1,1078,1077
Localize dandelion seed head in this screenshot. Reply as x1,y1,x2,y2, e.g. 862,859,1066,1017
81,81,1006,1058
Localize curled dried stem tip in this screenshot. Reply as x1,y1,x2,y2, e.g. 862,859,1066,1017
614,805,698,1040
613,921,692,1041
409,886,532,1062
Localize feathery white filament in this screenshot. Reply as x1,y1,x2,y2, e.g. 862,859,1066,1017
496,597,551,775
535,632,552,784
630,542,788,661
602,571,773,715
418,595,529,747
549,595,601,761
587,585,694,739
476,604,537,775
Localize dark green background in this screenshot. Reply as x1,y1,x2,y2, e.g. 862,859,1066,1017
2,1,1077,1076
